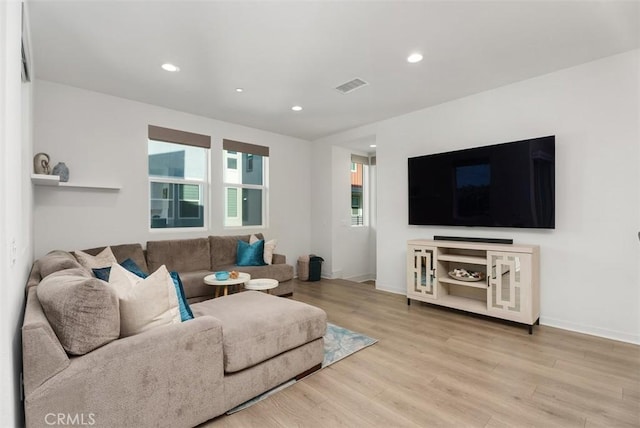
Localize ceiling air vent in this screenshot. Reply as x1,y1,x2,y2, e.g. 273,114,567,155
335,78,369,94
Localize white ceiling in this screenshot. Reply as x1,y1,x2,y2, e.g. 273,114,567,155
27,1,640,146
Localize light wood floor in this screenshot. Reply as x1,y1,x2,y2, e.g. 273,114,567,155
204,278,640,427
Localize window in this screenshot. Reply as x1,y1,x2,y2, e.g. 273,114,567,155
223,139,269,227
148,125,210,229
351,154,369,226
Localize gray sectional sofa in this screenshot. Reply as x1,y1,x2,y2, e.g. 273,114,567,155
22,235,325,427
84,233,294,302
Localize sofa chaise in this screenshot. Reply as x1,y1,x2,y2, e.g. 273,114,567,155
22,236,326,427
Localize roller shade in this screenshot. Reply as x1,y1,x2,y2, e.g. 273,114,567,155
223,139,269,157
351,154,369,165
148,125,211,149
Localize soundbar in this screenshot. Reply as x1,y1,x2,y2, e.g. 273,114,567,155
433,236,513,245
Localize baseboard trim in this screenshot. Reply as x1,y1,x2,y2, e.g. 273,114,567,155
343,273,376,283
373,284,405,296
540,316,639,345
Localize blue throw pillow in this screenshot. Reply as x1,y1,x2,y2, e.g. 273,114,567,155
92,258,148,281
93,258,193,322
92,265,112,281
121,258,147,278
169,272,194,321
237,239,266,266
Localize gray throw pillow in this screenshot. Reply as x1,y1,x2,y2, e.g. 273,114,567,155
37,268,120,355
38,250,84,278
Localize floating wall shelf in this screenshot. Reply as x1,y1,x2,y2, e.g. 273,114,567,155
31,174,121,191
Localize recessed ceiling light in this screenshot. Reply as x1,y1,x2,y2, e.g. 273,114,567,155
369,144,377,148
291,105,303,111
407,53,423,64
235,88,244,93
161,63,180,72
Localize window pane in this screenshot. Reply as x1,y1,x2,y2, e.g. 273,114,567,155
227,187,238,218
351,161,364,226
223,150,263,185
242,188,262,226
150,182,204,228
149,140,206,180
224,186,262,227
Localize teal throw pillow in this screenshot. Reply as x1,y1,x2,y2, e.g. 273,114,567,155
237,239,266,266
92,258,147,281
169,272,194,321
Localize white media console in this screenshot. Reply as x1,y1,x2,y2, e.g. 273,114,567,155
407,239,540,333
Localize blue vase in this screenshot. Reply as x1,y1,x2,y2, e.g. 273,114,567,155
52,162,69,182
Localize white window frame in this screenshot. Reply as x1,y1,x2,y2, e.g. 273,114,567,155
148,140,209,232
222,149,269,229
351,155,369,228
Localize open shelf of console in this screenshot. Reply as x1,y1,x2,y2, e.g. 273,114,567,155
406,239,540,333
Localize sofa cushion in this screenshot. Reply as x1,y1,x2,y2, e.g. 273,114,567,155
79,243,149,273
216,263,294,284
191,291,326,373
178,270,216,302
147,238,211,272
74,247,117,270
209,234,263,268
38,250,83,278
37,268,120,355
109,264,181,338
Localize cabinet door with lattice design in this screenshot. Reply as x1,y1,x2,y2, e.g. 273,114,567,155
407,245,438,301
487,252,532,323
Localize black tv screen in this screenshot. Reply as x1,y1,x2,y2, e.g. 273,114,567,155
408,136,555,228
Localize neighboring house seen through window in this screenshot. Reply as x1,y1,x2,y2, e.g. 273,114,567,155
351,154,369,226
148,125,210,229
223,139,269,227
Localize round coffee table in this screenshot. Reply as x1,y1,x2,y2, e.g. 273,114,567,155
204,272,251,297
244,278,279,294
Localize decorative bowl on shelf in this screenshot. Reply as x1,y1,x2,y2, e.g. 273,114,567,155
214,271,230,281
448,269,485,282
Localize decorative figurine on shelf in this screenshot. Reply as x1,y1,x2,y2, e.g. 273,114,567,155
52,162,69,182
33,153,51,175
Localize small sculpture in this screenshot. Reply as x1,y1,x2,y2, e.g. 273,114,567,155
33,153,51,174
52,162,69,182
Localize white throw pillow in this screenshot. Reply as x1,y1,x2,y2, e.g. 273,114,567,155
108,263,180,337
250,234,277,265
75,247,117,270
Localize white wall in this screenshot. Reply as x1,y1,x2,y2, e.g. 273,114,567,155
1,1,34,425
310,143,375,281
310,142,333,276
33,80,312,270
316,50,640,344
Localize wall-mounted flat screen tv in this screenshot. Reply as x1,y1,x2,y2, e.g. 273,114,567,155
408,136,555,228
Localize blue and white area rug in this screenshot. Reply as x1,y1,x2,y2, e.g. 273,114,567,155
321,323,377,368
226,323,377,414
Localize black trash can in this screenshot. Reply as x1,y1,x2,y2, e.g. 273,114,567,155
308,256,324,281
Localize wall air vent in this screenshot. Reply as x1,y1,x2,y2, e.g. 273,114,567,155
335,78,369,94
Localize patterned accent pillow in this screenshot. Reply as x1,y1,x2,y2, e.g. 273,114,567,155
250,234,277,265
75,247,117,271
93,259,193,322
